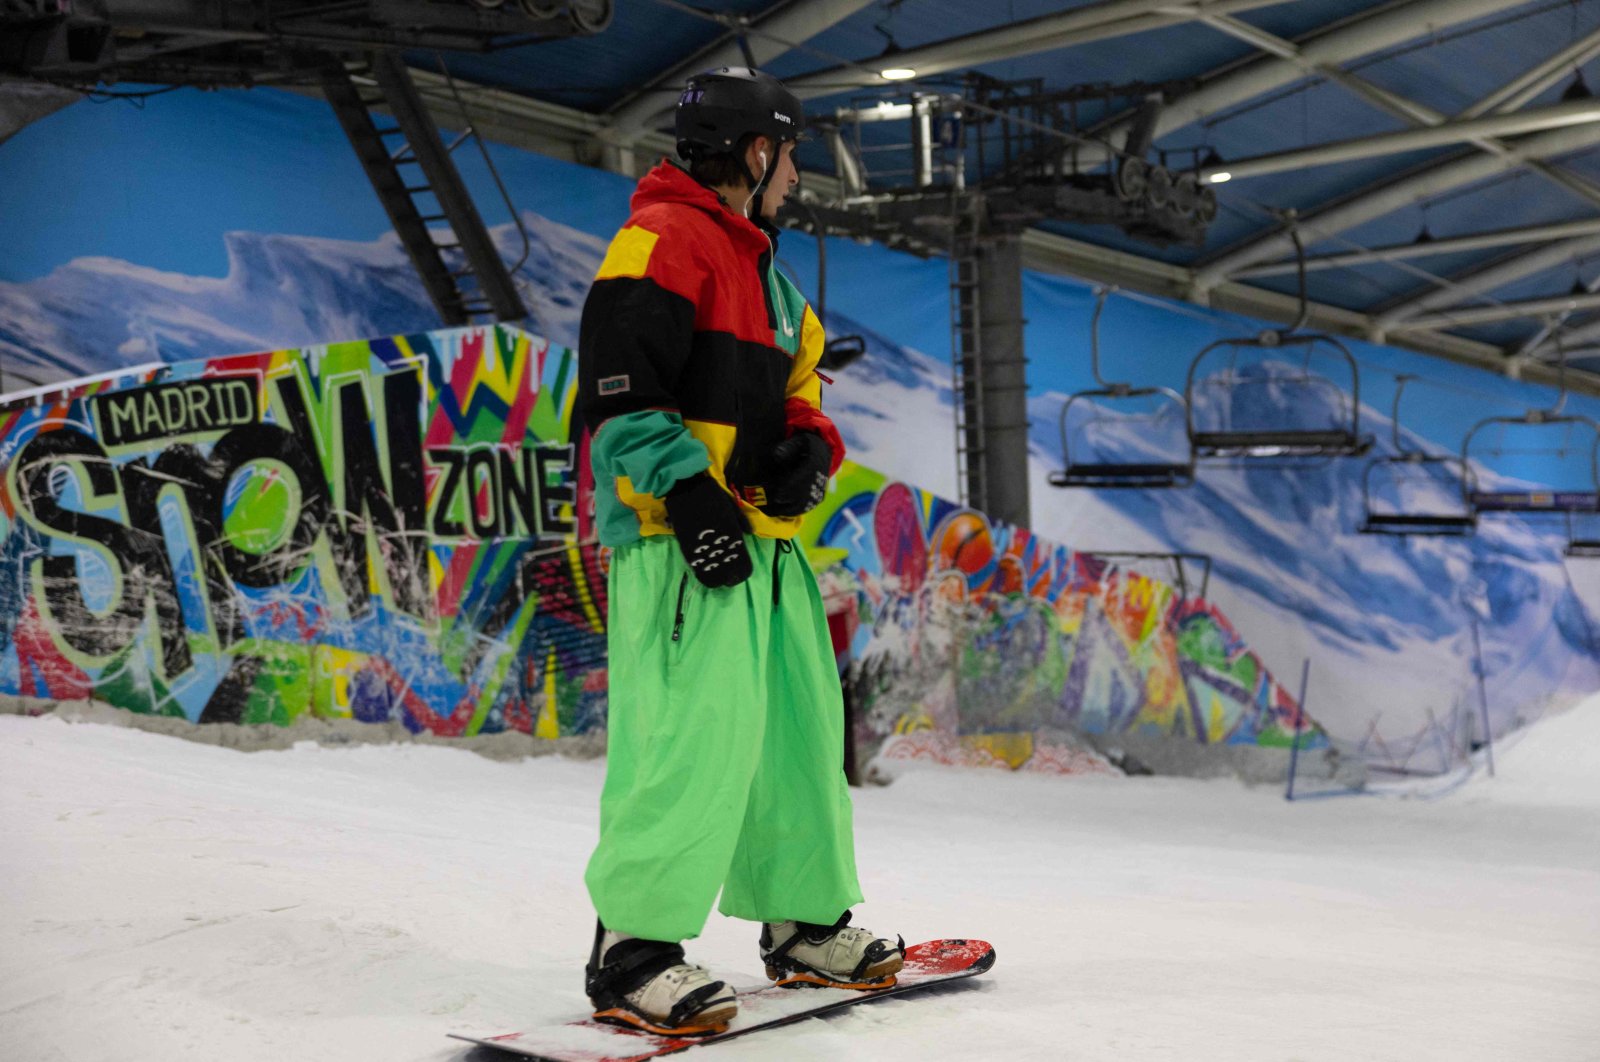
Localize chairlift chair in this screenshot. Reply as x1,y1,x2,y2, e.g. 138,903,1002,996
1565,511,1600,558
1359,375,1477,537
1185,330,1371,459
1048,288,1195,489
1464,414,1600,513
1184,225,1370,461
1462,352,1600,516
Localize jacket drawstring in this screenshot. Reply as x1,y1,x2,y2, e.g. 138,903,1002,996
772,538,794,609
672,574,689,642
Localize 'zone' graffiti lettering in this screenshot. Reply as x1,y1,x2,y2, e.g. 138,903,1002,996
428,444,574,540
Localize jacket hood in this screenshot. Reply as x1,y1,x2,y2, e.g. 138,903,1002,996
632,160,771,255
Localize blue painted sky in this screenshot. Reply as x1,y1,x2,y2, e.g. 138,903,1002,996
5,85,1598,473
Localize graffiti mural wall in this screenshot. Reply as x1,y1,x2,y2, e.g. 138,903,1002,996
0,322,1319,771
802,463,1321,773
13,87,1584,772
0,325,609,737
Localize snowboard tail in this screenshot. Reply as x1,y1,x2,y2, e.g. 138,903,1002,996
450,938,995,1062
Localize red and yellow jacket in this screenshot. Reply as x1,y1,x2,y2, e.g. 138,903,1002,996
577,160,844,547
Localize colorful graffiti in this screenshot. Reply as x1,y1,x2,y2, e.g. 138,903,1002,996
801,464,1325,772
0,323,1320,769
0,325,608,735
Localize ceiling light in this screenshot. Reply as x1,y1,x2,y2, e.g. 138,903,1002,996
1207,171,1232,184
880,67,917,81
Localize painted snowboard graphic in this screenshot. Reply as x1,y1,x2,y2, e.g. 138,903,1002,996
449,938,995,1061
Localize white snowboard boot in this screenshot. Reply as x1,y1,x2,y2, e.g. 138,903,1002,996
585,922,738,1035
759,911,905,988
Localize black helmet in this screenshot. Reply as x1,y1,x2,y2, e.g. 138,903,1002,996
675,66,803,162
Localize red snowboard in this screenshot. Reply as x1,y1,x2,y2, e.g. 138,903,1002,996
449,939,995,1061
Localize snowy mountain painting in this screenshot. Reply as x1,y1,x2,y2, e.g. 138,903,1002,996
4,203,1596,758
0,211,602,385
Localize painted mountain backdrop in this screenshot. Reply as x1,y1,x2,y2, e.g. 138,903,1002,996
3,209,1596,747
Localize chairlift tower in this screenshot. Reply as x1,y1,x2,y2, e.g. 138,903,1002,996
951,200,1030,524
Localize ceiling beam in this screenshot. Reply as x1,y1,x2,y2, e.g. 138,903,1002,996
1201,24,1600,327
1200,97,1600,184
290,72,1600,399
776,0,1286,100
603,0,876,142
1373,234,1600,328
1390,290,1600,332
1101,0,1523,156
1192,121,1600,292
1183,12,1600,310
1192,16,1600,264
1524,308,1600,359
1459,24,1600,118
1234,217,1600,279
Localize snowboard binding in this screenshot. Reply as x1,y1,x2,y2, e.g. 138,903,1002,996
759,912,906,990
585,922,737,1036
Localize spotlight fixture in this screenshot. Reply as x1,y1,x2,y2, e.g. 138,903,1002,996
880,67,917,80
1206,171,1232,184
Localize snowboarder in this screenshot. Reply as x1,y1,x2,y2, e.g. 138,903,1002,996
575,66,904,1036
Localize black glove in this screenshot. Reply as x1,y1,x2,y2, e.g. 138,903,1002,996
664,473,753,588
760,433,832,517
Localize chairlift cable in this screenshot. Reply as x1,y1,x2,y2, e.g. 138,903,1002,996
435,52,536,281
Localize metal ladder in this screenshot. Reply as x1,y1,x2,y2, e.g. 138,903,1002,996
319,52,526,327
948,190,986,511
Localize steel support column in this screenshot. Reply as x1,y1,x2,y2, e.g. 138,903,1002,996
971,233,1031,529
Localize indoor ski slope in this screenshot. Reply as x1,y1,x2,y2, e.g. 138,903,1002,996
2,694,1597,1062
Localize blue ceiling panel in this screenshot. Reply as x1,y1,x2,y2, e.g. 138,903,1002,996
399,0,1600,359
1474,259,1599,306
1246,257,1468,315
1455,320,1561,350
412,0,772,111
1333,167,1594,260
1206,148,1459,231
1231,0,1403,44
1349,0,1600,117
774,7,1259,118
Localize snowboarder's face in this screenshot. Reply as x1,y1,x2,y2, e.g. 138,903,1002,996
747,138,799,220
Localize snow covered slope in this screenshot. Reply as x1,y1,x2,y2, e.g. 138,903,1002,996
1,700,1597,1062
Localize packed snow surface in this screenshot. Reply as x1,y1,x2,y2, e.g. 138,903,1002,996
3,700,1599,1062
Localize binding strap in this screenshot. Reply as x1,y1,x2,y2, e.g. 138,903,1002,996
586,928,688,1001
667,981,731,1026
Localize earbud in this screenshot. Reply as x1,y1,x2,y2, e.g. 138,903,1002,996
758,150,768,169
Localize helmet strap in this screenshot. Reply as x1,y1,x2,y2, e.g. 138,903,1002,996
742,150,774,220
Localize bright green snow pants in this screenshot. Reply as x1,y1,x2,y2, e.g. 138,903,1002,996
585,533,863,943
